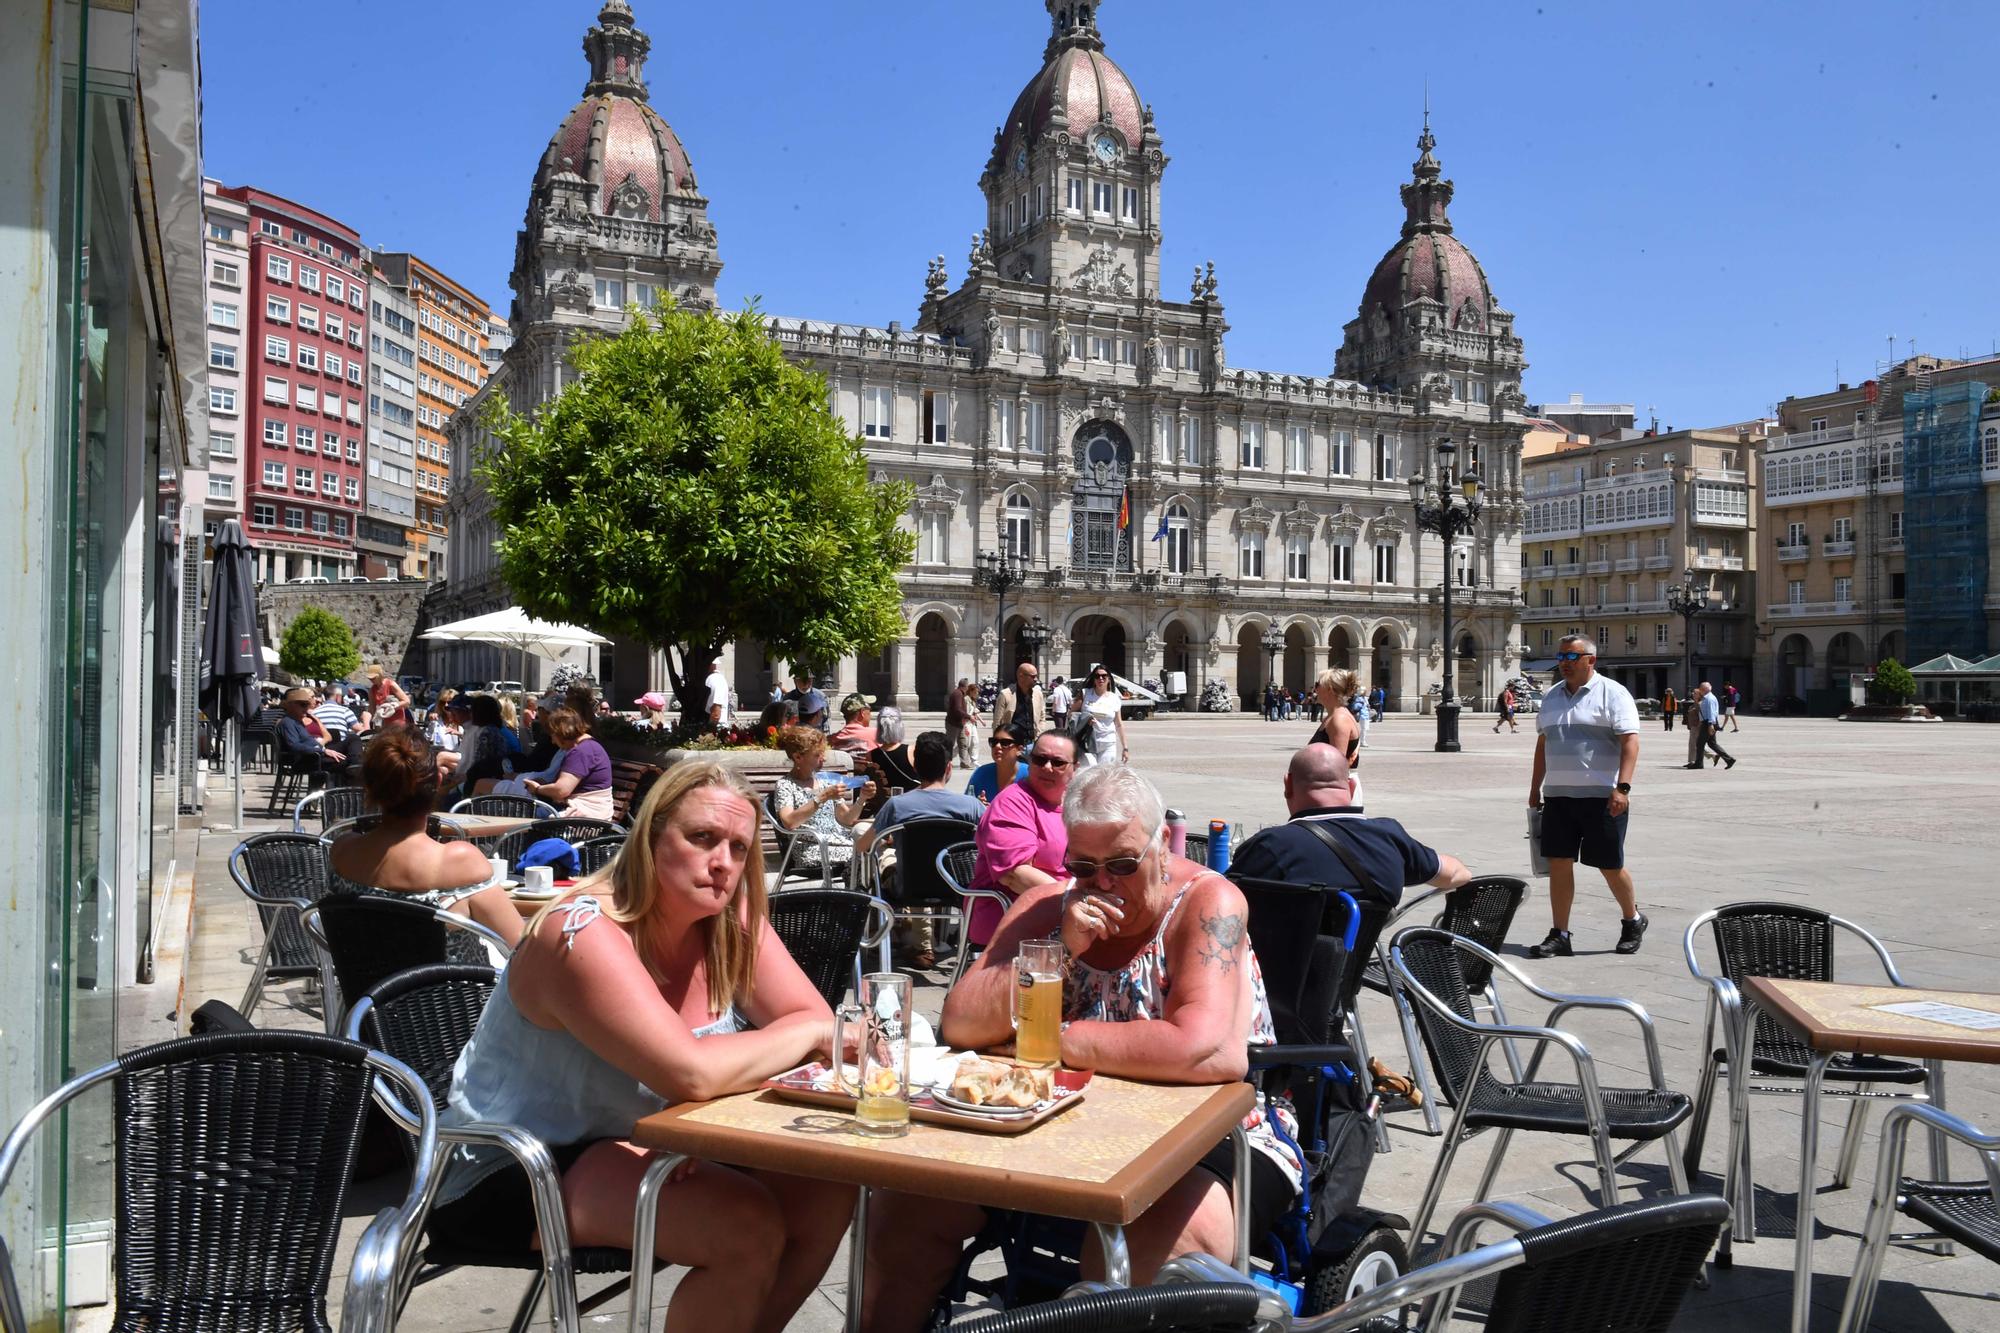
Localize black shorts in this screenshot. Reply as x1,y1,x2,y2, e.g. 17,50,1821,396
1538,794,1628,870
426,1140,595,1252
1194,1137,1297,1245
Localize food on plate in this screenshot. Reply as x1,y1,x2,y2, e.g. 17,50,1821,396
949,1057,1054,1108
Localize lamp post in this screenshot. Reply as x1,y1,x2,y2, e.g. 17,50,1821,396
973,536,1030,679
1408,437,1485,753
1020,615,1051,676
1664,566,1713,700
1260,621,1284,715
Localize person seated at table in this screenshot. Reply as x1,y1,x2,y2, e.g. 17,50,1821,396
755,698,798,735
830,693,878,756
312,688,360,745
522,705,617,821
428,688,463,752
326,729,524,948
633,691,671,730
854,731,983,970
433,762,855,1333
446,693,515,805
276,686,345,786
771,724,875,879
862,764,1302,1332
963,732,1027,805
859,705,921,817
964,729,1077,946
784,668,829,732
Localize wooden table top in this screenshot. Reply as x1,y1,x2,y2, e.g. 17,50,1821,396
1745,977,2000,1063
631,1075,1254,1226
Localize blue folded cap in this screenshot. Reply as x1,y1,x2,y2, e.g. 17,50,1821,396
515,837,581,877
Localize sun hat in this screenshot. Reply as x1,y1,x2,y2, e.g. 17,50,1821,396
840,692,870,718
365,664,385,680
634,691,667,710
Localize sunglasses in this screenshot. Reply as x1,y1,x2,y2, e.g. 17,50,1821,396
1029,753,1072,769
991,738,1020,750
1065,828,1162,881
1556,651,1592,662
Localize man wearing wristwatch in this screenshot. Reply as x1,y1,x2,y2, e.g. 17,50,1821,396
1527,634,1646,957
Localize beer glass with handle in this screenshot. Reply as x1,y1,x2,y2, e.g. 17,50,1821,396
1011,938,1065,1069
833,972,913,1136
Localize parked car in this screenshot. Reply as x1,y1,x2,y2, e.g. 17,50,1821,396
484,680,525,695
286,575,330,585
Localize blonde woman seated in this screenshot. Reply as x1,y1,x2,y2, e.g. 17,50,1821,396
433,763,857,1333
327,729,525,948
861,764,1302,1331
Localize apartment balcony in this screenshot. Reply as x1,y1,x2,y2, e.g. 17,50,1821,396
1883,536,1904,553
1523,604,1582,622
1822,538,1857,557
1557,562,1584,577
1767,600,1855,619
1589,599,1669,616
1691,554,1746,572
1777,544,1811,562
1585,559,1613,574
1613,557,1642,572
1525,565,1557,582
1643,554,1674,570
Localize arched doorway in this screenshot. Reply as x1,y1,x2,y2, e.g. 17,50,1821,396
1778,634,1813,697
914,613,951,710
1327,625,1355,670
1070,615,1128,680
1282,624,1313,694
1001,614,1036,677
1370,628,1399,711
858,643,895,706
1237,623,1269,710
1826,632,1864,692
1455,633,1481,706
1877,630,1905,667
1161,620,1193,696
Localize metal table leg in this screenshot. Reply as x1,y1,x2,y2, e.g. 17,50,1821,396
1231,1126,1252,1274
1924,1058,1954,1255
1092,1223,1131,1288
845,1188,869,1333
1790,1051,1831,1333
1718,1002,1758,1266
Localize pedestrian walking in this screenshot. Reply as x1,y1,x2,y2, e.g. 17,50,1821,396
1493,684,1518,733
1660,686,1676,732
945,676,978,768
1048,674,1073,733
1723,682,1741,732
1690,681,1737,769
1527,634,1647,958
1370,685,1386,722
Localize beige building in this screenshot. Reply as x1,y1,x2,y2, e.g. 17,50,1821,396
1522,426,1763,700
1757,353,2000,703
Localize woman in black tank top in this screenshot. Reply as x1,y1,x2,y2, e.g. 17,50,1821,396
1310,667,1363,769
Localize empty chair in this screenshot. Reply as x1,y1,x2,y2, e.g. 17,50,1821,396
1682,901,1933,1242
1839,1102,2000,1333
293,783,369,834
857,817,980,968
303,895,512,1033
573,833,627,876
934,840,1019,984
1182,831,1210,867
768,889,893,1009
451,793,559,821
229,831,334,1020
1390,927,1693,1248
0,1030,436,1333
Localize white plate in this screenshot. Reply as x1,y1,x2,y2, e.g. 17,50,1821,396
928,1086,1043,1118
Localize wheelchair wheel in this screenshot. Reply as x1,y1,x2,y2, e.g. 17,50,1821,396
1304,1225,1408,1315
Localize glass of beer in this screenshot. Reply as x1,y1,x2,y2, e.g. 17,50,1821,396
1011,939,1065,1069
834,973,913,1136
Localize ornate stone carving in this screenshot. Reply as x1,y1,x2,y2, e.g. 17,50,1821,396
979,626,998,658
1325,505,1364,538
1143,334,1163,378
1427,639,1443,666
1071,245,1134,297
1143,634,1164,662
1052,316,1071,366
926,255,950,306
915,473,962,511
1370,508,1409,537
1201,261,1219,303
1234,500,1277,533
1281,501,1319,536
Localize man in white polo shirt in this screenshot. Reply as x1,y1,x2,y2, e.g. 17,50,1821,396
1527,634,1645,957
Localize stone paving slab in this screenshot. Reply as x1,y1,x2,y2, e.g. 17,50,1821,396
164,716,2000,1330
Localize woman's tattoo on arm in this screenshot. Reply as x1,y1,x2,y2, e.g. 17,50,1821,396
1198,910,1245,974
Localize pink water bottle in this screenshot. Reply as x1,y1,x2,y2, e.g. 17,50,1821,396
1165,808,1187,857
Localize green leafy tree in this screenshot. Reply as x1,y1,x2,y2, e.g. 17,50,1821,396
1871,656,1916,705
479,304,915,717
279,604,361,682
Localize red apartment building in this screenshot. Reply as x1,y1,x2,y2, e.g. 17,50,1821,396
218,185,371,582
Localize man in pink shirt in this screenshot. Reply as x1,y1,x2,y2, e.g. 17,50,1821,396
969,729,1077,944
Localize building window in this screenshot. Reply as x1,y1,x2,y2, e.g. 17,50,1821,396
294,466,314,491
262,461,286,487
1833,575,1852,604
267,255,291,282
1890,510,1902,539
1239,422,1264,469
1567,586,1580,607
1179,417,1202,465
262,375,288,404
1698,622,1709,648
1120,186,1138,219
1285,534,1311,581
326,275,344,300
210,302,239,329
863,386,893,439
917,510,947,565
593,276,625,308
296,425,316,452
1655,623,1669,647
207,474,235,501
211,259,240,287
1832,515,1852,542
325,352,342,377
297,306,319,334
209,344,237,371
347,437,361,463
1286,425,1310,473
297,346,318,372
209,431,237,459
261,419,285,446
1787,579,1805,605
1004,493,1034,560
252,502,276,527
1373,542,1397,584
311,512,329,534
296,386,318,413
264,335,291,363
266,296,290,323
994,399,1016,451
1164,503,1191,575
1238,532,1265,580
299,266,320,292
921,389,950,444
1330,541,1354,583
1376,433,1398,481
1091,181,1113,214
284,507,304,531
333,516,350,537
209,386,237,414
1330,429,1353,476
1065,177,1084,211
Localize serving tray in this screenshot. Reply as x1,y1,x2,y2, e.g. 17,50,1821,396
762,1060,1090,1135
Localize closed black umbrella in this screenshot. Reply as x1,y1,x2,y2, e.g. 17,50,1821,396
199,519,263,824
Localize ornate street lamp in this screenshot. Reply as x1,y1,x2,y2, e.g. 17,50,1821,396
1020,615,1052,676
1408,437,1484,753
1664,566,1713,700
1261,621,1284,706
973,534,1030,678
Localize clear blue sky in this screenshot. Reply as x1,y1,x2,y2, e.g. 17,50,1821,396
201,0,1998,428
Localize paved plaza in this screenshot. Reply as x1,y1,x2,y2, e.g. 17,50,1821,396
175,714,2000,1331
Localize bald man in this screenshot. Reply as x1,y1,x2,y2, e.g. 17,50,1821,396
1226,743,1469,909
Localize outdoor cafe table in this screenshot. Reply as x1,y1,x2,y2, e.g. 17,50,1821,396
439,813,534,839
1732,976,2000,1333
628,1074,1255,1333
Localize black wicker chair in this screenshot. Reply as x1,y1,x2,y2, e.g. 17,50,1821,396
769,889,894,1009
1682,901,1932,1244
1359,876,1532,1136
268,745,322,814
229,831,335,1021
0,1030,435,1333
947,1282,1268,1331
324,813,469,843
491,816,626,869
573,833,627,876
1183,831,1211,867
303,895,512,1034
1389,927,1693,1249
935,840,1018,984
1839,1102,2000,1332
450,794,558,821
293,783,370,834
856,817,981,968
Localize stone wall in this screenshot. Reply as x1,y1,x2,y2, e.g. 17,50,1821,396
257,580,440,680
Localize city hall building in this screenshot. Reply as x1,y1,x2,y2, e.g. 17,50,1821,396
443,0,1531,712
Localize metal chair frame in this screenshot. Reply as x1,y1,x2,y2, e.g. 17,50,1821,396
229,831,334,1021
294,784,370,834
854,817,982,968
1389,927,1692,1251
572,833,627,876
268,744,322,814
302,899,513,1035
935,840,1020,985
1360,877,1530,1139
1681,902,1935,1247
764,789,841,891
0,1033,436,1333
1838,1101,2000,1333
450,794,559,821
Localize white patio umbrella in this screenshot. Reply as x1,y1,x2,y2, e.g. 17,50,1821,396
420,606,611,690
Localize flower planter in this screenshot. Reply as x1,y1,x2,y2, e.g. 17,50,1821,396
1838,704,1941,723
595,736,850,801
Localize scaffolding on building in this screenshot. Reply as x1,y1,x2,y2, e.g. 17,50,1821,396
1902,375,1990,663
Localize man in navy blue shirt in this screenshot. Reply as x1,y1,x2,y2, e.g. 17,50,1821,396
1227,743,1468,909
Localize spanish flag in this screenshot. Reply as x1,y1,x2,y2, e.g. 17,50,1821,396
1118,489,1130,531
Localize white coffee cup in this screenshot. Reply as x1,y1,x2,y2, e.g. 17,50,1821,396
524,865,555,894
489,854,510,883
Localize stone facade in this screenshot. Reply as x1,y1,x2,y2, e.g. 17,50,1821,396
442,0,1530,711
258,580,439,681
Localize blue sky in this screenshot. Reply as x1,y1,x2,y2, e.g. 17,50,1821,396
201,1,1998,427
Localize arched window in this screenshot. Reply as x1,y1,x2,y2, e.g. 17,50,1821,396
1164,502,1191,575
1985,426,1998,469
1004,492,1034,561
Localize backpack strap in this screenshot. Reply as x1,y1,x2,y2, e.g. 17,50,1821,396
1296,817,1386,904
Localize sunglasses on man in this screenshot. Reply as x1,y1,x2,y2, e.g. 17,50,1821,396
1556,651,1593,662
1029,752,1072,769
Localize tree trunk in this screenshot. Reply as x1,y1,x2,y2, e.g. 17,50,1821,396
666,641,722,725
